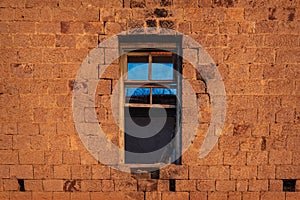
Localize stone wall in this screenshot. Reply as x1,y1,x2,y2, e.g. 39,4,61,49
0,0,299,199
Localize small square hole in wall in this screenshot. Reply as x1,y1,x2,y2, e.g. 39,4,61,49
283,179,296,192
169,179,176,192
18,179,25,192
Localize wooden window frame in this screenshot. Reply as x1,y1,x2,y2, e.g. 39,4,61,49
124,51,177,108
118,36,182,166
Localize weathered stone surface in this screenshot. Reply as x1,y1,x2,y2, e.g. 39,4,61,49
0,1,298,198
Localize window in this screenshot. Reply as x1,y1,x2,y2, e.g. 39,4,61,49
119,35,182,165
283,179,296,192
125,52,177,106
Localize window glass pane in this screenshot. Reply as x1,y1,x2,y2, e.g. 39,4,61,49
128,63,149,80
125,87,150,104
152,88,176,105
152,56,173,80
152,63,173,80
127,56,149,80
125,107,176,164
125,115,176,164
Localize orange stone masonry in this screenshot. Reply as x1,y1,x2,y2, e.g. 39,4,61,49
0,0,299,199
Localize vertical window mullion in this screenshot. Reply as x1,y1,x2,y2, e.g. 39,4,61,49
149,53,152,81
150,88,153,105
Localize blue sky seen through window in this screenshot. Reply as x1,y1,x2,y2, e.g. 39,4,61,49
127,62,173,81
126,58,176,103
127,63,149,80
126,88,150,97
152,63,173,80
126,87,176,97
